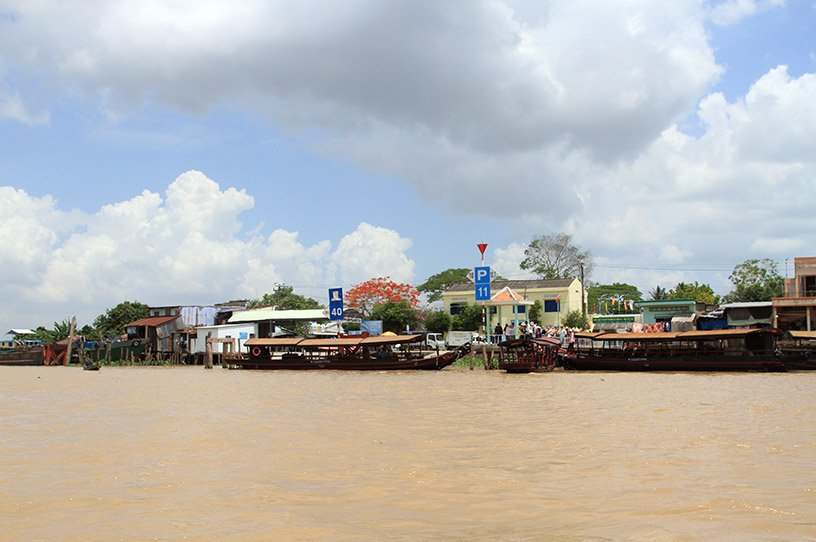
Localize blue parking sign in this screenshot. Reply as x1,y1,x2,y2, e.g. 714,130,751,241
328,288,344,320
474,266,491,300
475,283,491,301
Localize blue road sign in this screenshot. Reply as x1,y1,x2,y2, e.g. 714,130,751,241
474,266,491,300
328,288,344,320
474,266,491,284
475,283,491,301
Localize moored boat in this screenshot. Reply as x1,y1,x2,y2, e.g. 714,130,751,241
778,330,816,370
235,334,464,370
0,344,44,366
498,337,561,373
564,328,787,372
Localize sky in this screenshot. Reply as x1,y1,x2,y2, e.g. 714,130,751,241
1,0,815,333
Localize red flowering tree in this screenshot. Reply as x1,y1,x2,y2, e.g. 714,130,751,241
345,277,420,319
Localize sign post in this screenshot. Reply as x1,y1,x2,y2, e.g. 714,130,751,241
328,288,344,321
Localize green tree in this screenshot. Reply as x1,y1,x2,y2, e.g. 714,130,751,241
724,258,784,302
528,300,543,324
451,304,483,331
94,301,150,338
249,284,323,310
588,283,642,313
520,233,593,280
30,326,57,345
417,268,470,303
562,310,589,329
370,299,420,333
649,285,669,300
424,310,452,334
417,268,507,303
669,282,719,305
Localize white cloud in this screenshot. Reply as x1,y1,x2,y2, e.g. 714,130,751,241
1,0,813,307
0,86,50,124
708,0,784,26
492,243,536,281
0,172,415,331
331,223,415,285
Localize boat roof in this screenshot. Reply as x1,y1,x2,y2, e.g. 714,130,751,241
245,338,304,347
577,328,778,341
787,330,816,340
245,334,424,348
501,337,562,348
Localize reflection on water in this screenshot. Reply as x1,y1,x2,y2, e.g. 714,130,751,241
1,366,815,541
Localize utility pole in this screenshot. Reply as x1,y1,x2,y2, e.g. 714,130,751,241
580,263,586,315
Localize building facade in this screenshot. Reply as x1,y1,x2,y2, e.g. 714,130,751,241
442,278,583,328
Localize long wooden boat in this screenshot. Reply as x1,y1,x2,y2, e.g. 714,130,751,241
778,330,816,370
498,337,561,373
235,334,463,370
0,346,43,366
563,329,787,372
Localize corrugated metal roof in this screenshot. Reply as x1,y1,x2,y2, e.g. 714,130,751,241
126,315,182,327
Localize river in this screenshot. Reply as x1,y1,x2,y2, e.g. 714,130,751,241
1,366,815,541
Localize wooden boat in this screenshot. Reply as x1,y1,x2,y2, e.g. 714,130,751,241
498,337,561,373
0,344,43,366
778,330,816,370
235,334,464,370
83,363,101,371
563,328,787,372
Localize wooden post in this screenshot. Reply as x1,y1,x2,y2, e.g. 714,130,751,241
64,316,76,366
482,344,491,370
205,339,213,369
105,341,111,365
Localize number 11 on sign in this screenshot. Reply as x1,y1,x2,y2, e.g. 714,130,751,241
476,284,490,301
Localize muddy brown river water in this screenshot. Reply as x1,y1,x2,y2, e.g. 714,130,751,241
1,366,815,541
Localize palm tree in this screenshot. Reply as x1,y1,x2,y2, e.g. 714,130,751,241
649,285,669,300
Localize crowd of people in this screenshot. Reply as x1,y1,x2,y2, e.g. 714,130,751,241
490,321,576,346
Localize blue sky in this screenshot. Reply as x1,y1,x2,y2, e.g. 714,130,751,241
1,0,815,333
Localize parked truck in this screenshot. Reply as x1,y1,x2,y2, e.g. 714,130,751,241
445,331,484,349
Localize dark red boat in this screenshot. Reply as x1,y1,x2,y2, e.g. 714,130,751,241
498,337,561,373
235,334,463,370
564,328,787,372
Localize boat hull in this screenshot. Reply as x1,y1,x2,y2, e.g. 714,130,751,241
563,354,787,372
0,349,43,366
234,351,457,371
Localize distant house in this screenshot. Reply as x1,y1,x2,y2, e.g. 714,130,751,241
125,315,185,353
442,278,584,328
148,300,249,327
774,256,816,331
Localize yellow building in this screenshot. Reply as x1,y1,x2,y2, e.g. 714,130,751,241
442,278,584,328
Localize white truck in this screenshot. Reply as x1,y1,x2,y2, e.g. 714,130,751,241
424,332,446,350
445,331,483,349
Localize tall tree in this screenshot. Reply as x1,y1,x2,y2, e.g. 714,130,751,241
520,233,592,280
649,285,669,300
249,284,323,310
417,267,506,303
424,310,452,334
669,282,719,305
370,299,420,333
417,268,470,303
94,301,150,338
345,277,420,319
724,258,785,302
451,303,483,331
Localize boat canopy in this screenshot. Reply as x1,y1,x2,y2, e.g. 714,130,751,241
575,328,778,342
245,334,425,349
